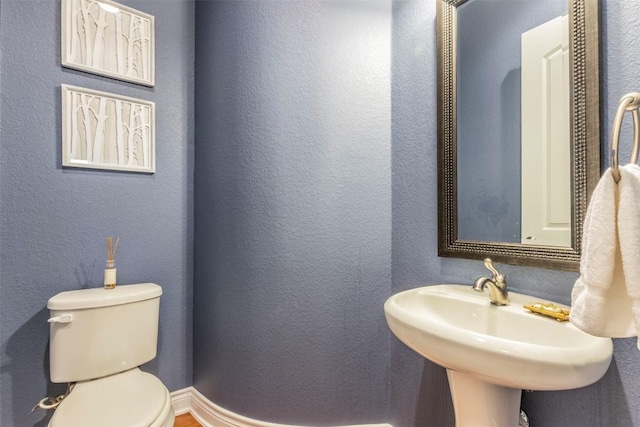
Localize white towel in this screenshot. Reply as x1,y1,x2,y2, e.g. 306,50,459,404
571,166,636,343
617,164,640,349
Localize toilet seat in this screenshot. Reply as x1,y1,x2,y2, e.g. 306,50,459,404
49,368,173,427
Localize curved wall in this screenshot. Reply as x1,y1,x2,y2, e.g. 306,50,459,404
193,1,392,425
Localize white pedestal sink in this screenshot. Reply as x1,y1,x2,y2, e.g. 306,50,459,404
384,285,613,427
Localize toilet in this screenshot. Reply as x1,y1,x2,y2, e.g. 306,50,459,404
46,283,175,427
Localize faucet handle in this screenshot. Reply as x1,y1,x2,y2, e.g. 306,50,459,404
483,258,505,283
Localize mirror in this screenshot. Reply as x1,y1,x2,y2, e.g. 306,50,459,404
437,0,600,271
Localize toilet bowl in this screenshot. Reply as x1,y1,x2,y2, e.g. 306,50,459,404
46,283,174,427
48,368,175,427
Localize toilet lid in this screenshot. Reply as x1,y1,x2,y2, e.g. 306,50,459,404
50,368,168,427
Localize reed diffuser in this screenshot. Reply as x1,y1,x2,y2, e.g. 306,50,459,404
104,236,120,290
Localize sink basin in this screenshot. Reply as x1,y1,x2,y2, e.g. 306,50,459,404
385,284,613,426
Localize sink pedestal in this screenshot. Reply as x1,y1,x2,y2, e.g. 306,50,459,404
447,370,521,427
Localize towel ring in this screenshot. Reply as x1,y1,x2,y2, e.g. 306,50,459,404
610,92,640,183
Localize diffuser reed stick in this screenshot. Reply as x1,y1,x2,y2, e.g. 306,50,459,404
107,236,120,264
104,236,120,290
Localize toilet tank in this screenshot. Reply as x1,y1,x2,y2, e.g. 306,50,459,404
48,283,162,383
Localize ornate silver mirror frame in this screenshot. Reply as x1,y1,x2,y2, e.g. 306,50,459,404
437,0,600,271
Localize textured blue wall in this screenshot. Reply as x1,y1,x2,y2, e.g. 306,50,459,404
193,1,392,424
0,1,194,426
392,0,640,426
3,1,639,427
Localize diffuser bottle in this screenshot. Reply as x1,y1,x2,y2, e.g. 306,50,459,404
104,260,116,290
104,236,120,290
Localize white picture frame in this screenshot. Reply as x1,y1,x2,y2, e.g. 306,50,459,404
61,0,155,87
62,84,156,173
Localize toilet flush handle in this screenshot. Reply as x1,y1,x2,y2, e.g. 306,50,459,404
48,314,73,324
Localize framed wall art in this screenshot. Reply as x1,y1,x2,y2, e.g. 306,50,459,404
62,84,155,173
61,0,155,86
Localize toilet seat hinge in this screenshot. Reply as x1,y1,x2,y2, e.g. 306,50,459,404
31,383,74,413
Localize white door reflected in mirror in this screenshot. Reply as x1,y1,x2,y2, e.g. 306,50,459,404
521,15,571,247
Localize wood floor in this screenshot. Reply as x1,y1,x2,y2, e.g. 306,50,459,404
174,412,203,427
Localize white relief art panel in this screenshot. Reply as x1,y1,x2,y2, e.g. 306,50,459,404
62,85,155,173
62,0,155,86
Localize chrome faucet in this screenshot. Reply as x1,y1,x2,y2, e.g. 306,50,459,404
472,258,509,305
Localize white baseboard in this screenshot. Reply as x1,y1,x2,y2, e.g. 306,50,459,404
170,387,194,416
170,387,393,427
